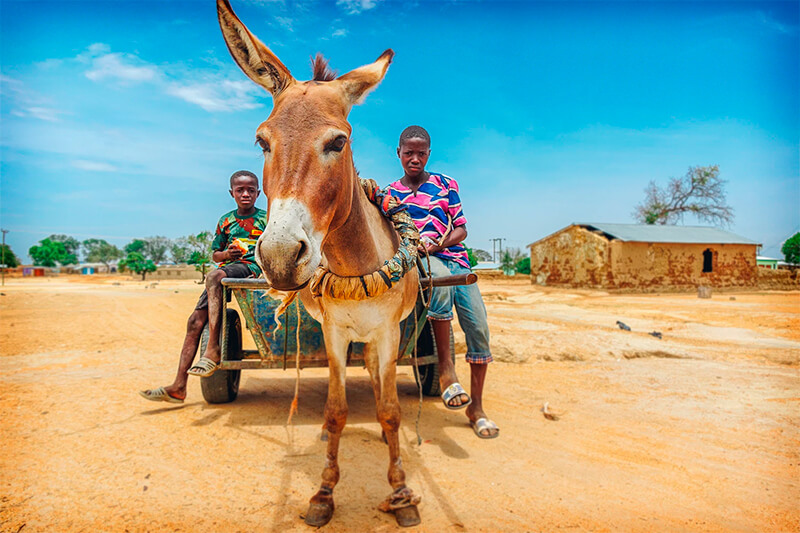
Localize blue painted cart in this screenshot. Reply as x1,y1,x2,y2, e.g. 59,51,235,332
199,275,475,404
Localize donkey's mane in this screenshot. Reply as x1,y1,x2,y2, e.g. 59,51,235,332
311,53,337,82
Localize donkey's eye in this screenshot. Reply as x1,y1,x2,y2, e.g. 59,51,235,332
255,138,270,153
325,135,347,153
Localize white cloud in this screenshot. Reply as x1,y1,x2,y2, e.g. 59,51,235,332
332,28,348,38
274,16,294,32
336,0,379,15
166,79,264,112
85,53,159,83
71,160,119,172
1,75,66,122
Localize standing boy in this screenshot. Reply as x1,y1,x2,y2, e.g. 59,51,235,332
139,170,266,403
387,126,499,439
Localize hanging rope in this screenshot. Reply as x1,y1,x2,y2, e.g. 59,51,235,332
286,298,302,426
309,178,420,301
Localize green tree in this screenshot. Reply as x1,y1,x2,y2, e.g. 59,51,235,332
186,231,214,282
500,248,523,275
515,256,531,275
47,234,81,258
171,238,192,264
633,165,734,227
782,232,800,264
143,236,171,264
82,239,122,271
120,251,157,280
124,239,146,254
472,248,492,262
0,244,19,268
466,248,478,268
29,238,77,267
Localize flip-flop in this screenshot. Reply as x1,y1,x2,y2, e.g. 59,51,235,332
187,356,219,377
441,382,472,410
139,386,184,404
471,417,499,439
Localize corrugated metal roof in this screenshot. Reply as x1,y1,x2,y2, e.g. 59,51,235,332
575,223,759,245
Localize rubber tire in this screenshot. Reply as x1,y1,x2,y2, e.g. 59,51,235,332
200,308,243,404
415,322,455,397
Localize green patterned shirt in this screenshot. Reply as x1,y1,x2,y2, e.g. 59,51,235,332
211,208,267,275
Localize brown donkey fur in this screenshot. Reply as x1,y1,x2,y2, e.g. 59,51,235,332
217,0,421,527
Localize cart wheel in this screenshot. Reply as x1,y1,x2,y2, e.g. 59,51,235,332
415,322,455,397
200,309,243,404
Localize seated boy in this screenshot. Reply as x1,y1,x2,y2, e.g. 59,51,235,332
139,170,266,403
387,125,499,439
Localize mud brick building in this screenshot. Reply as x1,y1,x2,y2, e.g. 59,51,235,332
527,223,759,289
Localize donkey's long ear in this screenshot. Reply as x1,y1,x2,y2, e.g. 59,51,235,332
217,0,294,96
336,49,394,108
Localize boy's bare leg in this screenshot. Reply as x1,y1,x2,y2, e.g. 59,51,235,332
162,308,208,399
465,363,497,436
201,268,227,364
432,319,469,406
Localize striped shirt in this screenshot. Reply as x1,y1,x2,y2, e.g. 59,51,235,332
388,172,470,269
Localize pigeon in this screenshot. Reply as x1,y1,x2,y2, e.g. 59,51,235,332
616,320,631,331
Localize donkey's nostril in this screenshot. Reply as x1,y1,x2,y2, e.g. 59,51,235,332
295,240,308,265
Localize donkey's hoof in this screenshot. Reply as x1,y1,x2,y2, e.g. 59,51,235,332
304,502,334,527
394,505,421,527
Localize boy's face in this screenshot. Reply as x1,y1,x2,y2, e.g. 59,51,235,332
397,137,430,178
229,176,260,210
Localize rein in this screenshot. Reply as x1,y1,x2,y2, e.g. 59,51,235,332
309,178,420,301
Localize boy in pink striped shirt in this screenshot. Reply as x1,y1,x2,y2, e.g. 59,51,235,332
388,126,498,439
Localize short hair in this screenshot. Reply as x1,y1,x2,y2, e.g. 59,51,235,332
398,125,431,148
229,170,259,188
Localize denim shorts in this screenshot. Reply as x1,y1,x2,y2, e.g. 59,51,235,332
423,255,492,364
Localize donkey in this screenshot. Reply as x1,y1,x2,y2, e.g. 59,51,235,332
217,0,422,527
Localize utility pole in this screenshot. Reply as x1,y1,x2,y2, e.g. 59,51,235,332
1,229,8,286
490,237,505,262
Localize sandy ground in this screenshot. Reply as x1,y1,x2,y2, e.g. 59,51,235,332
0,275,798,532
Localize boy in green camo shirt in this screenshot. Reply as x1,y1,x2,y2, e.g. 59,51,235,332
140,170,266,403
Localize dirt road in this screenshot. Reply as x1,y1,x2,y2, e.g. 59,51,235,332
1,276,798,532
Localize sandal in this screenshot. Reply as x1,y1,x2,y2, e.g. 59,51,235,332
441,382,471,410
187,356,219,377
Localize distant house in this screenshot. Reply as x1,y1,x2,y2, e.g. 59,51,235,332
756,256,780,270
527,223,759,289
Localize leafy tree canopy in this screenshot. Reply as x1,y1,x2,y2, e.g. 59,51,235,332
515,256,531,275
29,238,77,267
466,248,478,268
120,251,157,280
47,234,81,257
500,248,523,274
82,239,122,268
633,165,734,227
472,248,492,262
187,231,214,282
0,244,19,268
782,232,800,264
124,239,146,255
143,236,171,264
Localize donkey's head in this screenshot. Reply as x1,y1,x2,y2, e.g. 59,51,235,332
218,0,392,290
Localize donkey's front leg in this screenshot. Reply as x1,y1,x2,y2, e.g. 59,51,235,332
375,329,421,527
305,325,349,528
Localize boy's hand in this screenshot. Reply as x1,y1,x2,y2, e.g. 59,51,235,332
226,243,244,261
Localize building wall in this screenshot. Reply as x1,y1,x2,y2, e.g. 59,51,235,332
529,226,611,287
148,265,202,280
608,241,757,288
530,226,758,289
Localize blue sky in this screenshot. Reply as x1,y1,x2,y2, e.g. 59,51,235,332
1,0,798,262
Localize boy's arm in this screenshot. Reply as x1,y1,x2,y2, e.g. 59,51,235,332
421,225,467,255
212,245,243,263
